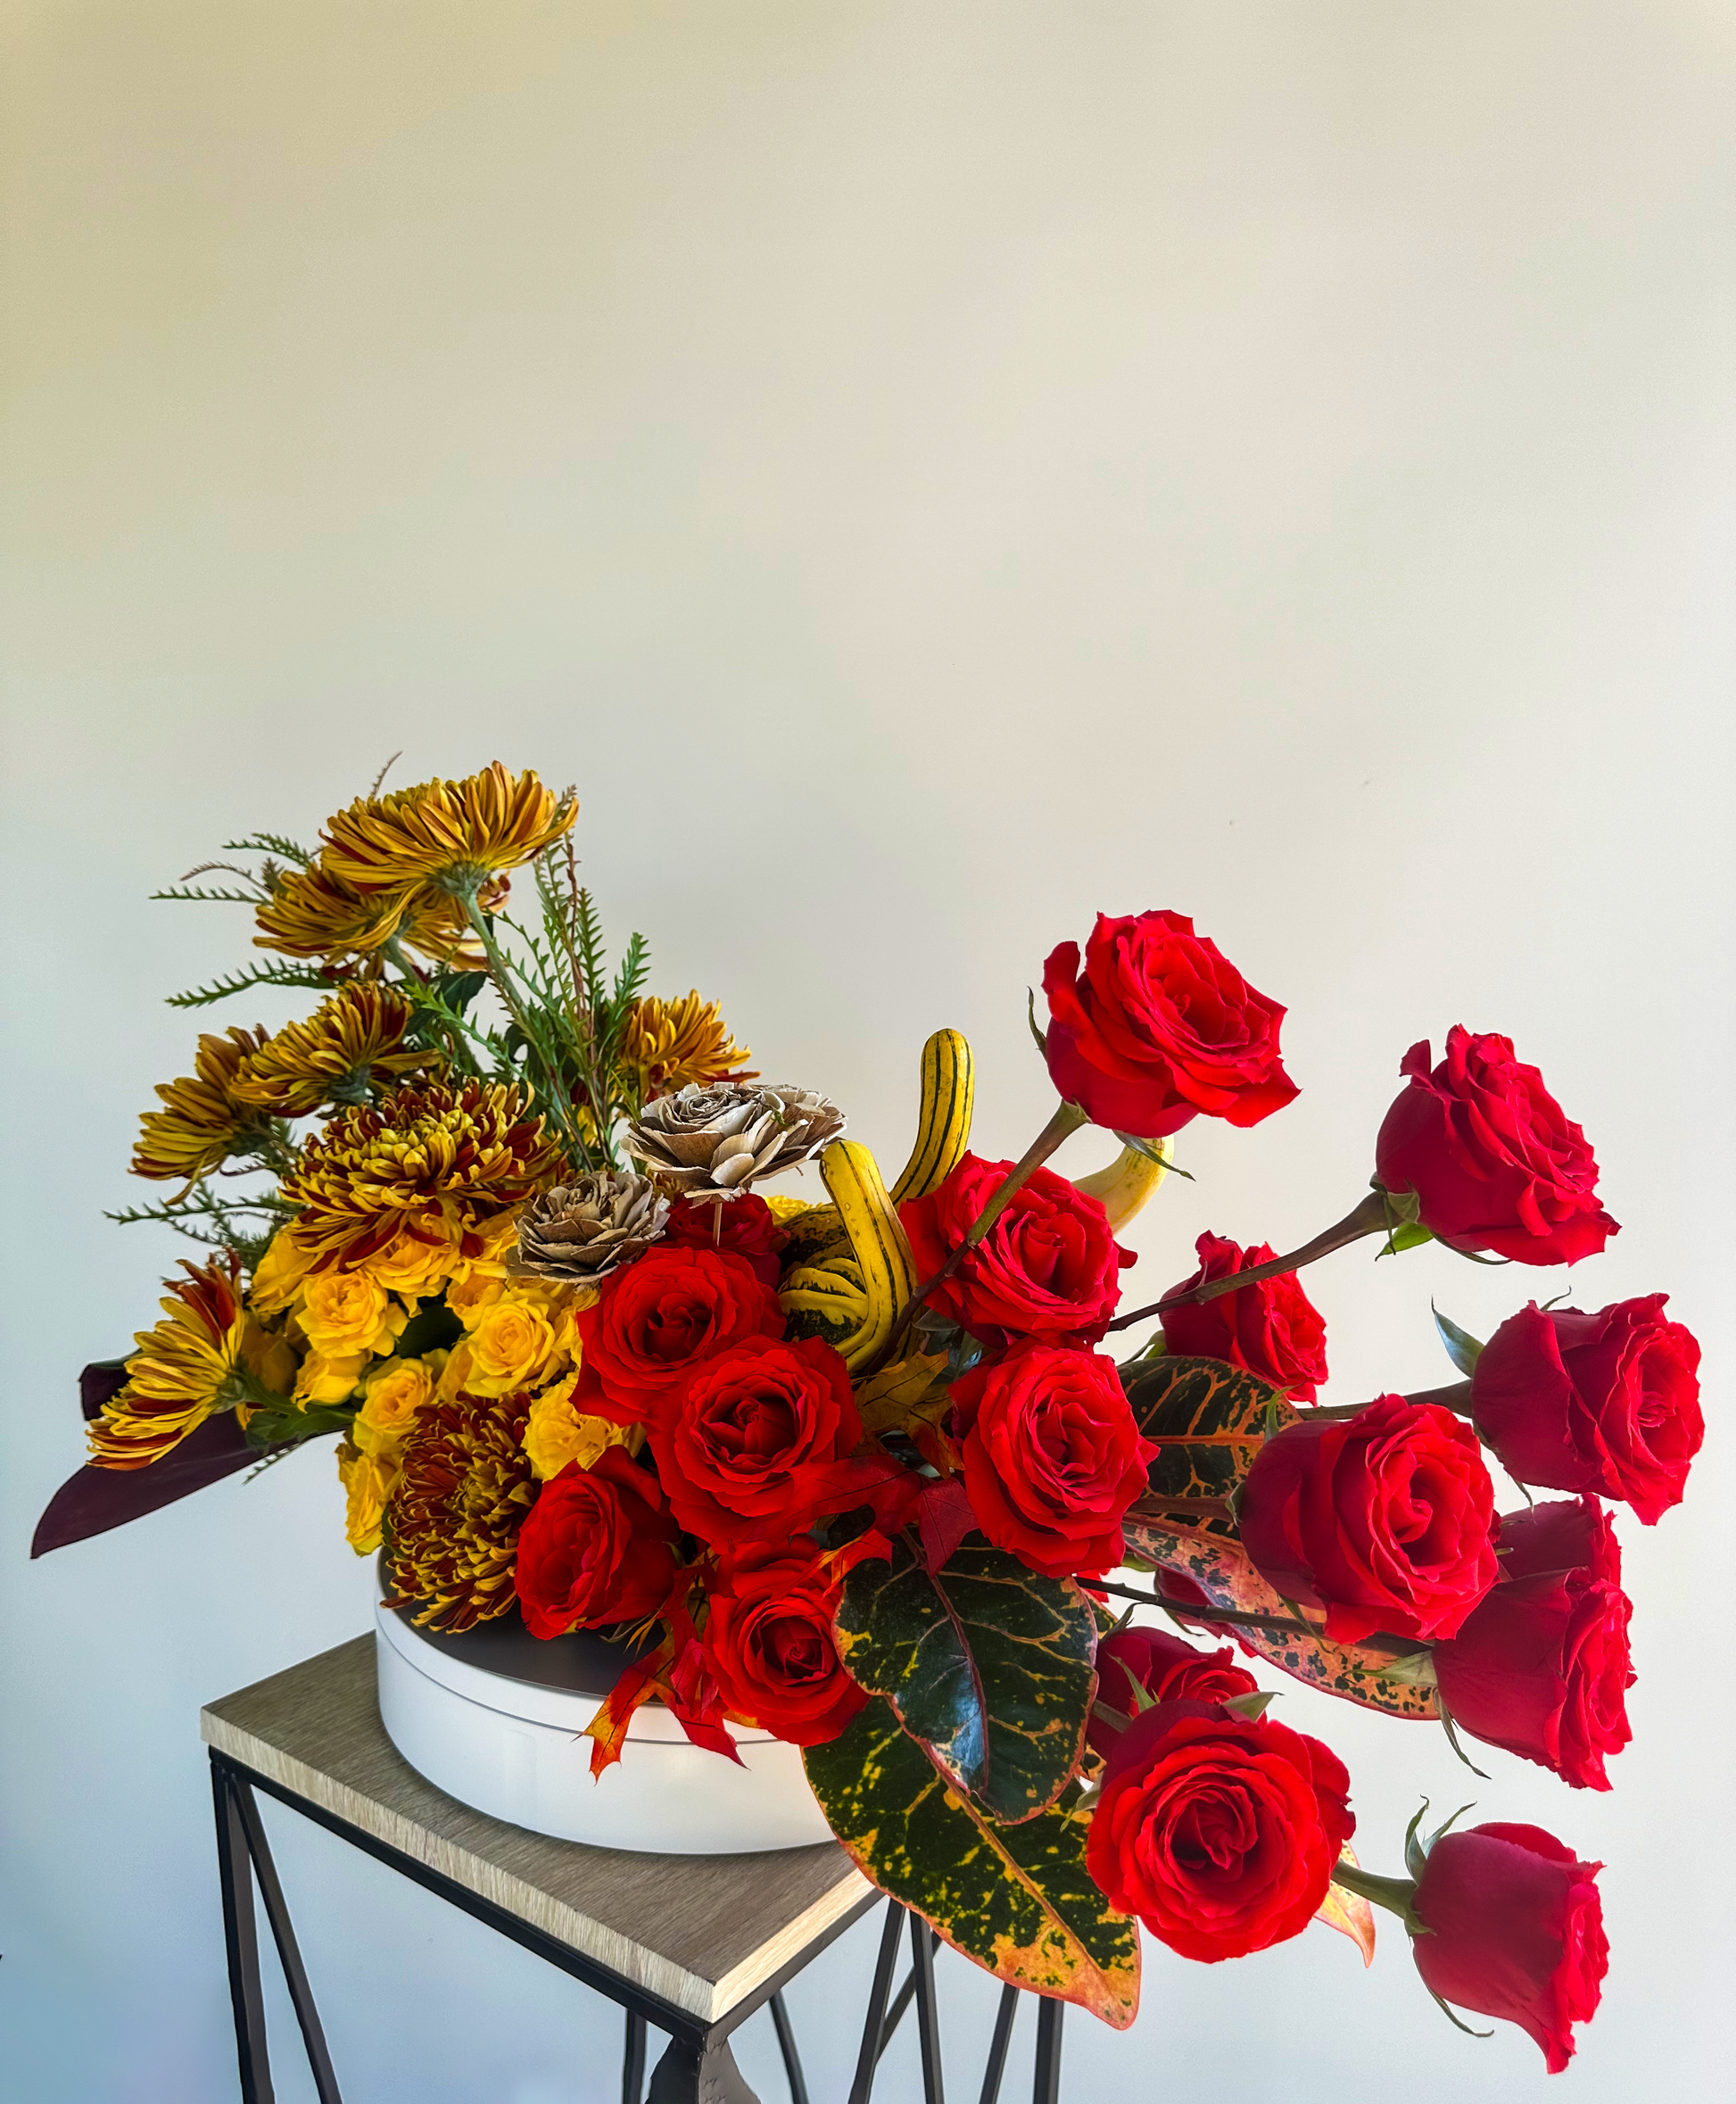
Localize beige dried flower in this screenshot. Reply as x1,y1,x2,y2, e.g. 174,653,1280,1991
624,1082,846,1199
511,1172,671,1282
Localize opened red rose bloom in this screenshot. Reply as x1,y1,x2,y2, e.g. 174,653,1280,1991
664,1192,788,1290
1374,1028,1618,1265
1238,1396,1498,1644
513,1448,679,1639
703,1542,866,1747
899,1155,1131,1348
1158,1230,1329,1400
1472,1296,1702,1524
655,1332,897,1545
950,1341,1154,1578
1042,909,1297,1139
1434,1565,1633,1790
1411,1823,1608,2074
574,1245,785,1429
1087,1627,1258,1758
1087,1698,1353,1962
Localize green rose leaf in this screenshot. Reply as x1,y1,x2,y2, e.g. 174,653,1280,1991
834,1537,1096,1825
803,1694,1139,2028
1432,1303,1485,1378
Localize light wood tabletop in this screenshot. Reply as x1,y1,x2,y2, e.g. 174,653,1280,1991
201,1634,873,2025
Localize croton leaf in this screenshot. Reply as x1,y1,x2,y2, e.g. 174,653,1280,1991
1316,1843,1376,1966
1123,1512,1440,1722
834,1537,1097,1824
804,1694,1139,2027
1124,1354,1298,1534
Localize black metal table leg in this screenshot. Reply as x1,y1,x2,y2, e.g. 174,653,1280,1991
212,1763,275,2104
847,1900,905,2104
767,1991,809,2104
227,1774,345,2104
977,1984,1020,2104
909,1909,946,2104
646,2031,759,2103
1031,1997,1063,2104
624,2009,649,2103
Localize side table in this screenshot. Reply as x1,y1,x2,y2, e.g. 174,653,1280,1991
201,1637,1067,2104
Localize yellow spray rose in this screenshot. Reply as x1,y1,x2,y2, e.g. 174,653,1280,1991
522,1373,641,1481
249,1225,318,1314
353,1351,445,1456
294,1350,368,1408
465,1296,561,1397
337,1437,396,1555
365,1222,460,1302
299,1269,409,1359
445,1265,508,1330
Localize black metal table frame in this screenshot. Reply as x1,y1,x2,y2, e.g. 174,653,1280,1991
211,1748,1065,2104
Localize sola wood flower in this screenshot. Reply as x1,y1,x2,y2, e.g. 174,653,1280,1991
512,1172,671,1282
383,1393,536,1631
281,1079,562,1268
230,984,432,1117
320,763,575,902
625,1081,846,1199
130,1026,275,1185
623,992,756,1097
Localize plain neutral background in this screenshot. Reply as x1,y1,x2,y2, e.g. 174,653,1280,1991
3,4,1732,2100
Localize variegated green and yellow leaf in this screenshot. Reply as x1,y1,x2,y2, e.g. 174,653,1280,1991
1124,1354,1298,1534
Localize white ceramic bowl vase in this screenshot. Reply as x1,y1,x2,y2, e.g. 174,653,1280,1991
373,1584,836,1853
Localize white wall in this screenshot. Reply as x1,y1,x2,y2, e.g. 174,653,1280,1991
3,5,1732,2100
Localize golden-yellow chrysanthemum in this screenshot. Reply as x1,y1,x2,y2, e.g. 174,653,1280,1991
231,984,434,1118
622,991,756,1097
280,1080,562,1271
321,764,576,903
130,1027,274,1184
383,1393,536,1631
90,1257,264,1469
253,856,498,966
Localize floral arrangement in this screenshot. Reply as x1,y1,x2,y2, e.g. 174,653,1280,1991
37,759,1705,2072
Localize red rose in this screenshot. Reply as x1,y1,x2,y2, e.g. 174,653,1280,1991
702,1542,867,1747
1238,1396,1498,1644
1042,910,1297,1139
664,1192,788,1291
1158,1230,1329,1401
899,1155,1131,1347
1374,1028,1619,1265
950,1342,1154,1578
1500,1495,1621,1588
1086,1699,1353,1962
1434,1563,1633,1790
656,1333,890,1545
575,1246,785,1428
1410,1823,1608,2073
1086,1627,1258,1758
513,1448,679,1639
1472,1296,1702,1525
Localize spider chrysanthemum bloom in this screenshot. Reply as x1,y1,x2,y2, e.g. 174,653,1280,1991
231,984,434,1117
622,992,757,1098
253,856,497,966
130,1027,275,1184
90,1256,253,1468
280,1079,562,1270
384,1392,536,1630
320,764,576,903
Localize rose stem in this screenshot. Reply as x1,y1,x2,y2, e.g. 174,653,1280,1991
1104,1189,1391,1335
1089,1578,1321,1640
872,1098,1092,1370
1302,1379,1475,1422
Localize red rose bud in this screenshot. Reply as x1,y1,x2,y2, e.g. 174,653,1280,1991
1159,1230,1329,1401
1042,910,1297,1139
513,1448,679,1639
656,1333,894,1545
950,1341,1155,1578
702,1542,867,1747
1374,1028,1619,1265
1087,1627,1258,1757
1086,1699,1353,1963
574,1245,785,1429
899,1154,1132,1348
1472,1296,1702,1525
1411,1822,1608,2073
1500,1496,1621,1589
1239,1396,1498,1644
1434,1562,1633,1790
663,1192,788,1290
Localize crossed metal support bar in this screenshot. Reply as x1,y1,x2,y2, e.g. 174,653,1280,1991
211,1751,1063,2104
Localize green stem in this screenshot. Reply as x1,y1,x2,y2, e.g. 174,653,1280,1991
1304,1379,1475,1422
459,897,589,1164
1329,1860,1426,1936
